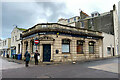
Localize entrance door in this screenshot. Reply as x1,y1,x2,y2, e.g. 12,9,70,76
113,48,114,56
43,44,51,62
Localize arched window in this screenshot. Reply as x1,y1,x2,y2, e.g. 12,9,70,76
77,40,85,54
62,39,71,53
89,41,95,54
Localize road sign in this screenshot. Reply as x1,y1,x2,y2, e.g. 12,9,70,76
34,38,39,45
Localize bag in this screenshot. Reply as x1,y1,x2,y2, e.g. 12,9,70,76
37,56,40,60
24,58,26,61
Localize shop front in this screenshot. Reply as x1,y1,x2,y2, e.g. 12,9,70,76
22,23,103,62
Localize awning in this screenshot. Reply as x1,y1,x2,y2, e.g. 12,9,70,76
10,46,16,49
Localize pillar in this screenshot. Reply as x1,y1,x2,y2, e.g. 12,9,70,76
28,40,31,53
50,44,54,61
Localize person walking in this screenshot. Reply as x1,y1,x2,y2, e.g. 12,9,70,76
24,51,31,67
34,50,40,65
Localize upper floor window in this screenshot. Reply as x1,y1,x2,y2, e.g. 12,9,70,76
5,40,6,45
68,19,70,23
92,14,94,17
62,39,71,53
89,41,95,54
15,36,17,41
74,17,76,22
81,22,84,28
13,37,14,42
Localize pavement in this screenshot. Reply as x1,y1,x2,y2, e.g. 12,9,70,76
0,57,119,78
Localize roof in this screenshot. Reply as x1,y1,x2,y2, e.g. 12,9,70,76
81,11,89,16
22,23,103,39
17,27,27,31
23,23,102,33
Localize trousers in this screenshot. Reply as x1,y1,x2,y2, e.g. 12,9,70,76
25,61,29,67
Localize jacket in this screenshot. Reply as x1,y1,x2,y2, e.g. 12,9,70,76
24,51,31,61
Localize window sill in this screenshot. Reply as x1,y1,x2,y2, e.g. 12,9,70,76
89,53,95,54
77,52,84,54
62,52,70,54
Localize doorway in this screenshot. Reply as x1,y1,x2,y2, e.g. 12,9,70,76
43,44,51,62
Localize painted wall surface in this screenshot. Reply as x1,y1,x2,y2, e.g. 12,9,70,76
11,27,22,54
113,5,119,55
118,1,120,55
102,32,114,57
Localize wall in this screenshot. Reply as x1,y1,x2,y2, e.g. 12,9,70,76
118,1,120,55
113,5,119,55
11,27,22,54
22,34,102,62
102,32,114,57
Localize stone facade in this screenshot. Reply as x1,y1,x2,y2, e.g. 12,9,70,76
22,23,103,62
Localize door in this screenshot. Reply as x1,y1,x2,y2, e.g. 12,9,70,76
113,48,114,56
43,44,51,62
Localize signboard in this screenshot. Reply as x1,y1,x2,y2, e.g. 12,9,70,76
34,38,39,45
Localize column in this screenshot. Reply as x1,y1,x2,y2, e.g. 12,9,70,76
95,41,99,58
84,39,89,59
40,44,43,62
22,41,25,59
50,44,53,61
28,40,31,53
70,39,77,61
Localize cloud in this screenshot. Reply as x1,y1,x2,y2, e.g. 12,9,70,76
2,2,73,39
1,0,119,39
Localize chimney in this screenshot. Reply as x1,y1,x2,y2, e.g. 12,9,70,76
113,4,116,11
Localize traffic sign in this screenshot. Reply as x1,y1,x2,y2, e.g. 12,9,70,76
34,38,39,45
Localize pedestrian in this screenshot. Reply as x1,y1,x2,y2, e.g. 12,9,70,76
24,51,31,67
34,50,40,65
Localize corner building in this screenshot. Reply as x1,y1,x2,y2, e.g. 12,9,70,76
22,23,103,62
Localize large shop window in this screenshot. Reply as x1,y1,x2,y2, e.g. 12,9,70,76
89,41,95,54
77,40,84,54
62,39,70,53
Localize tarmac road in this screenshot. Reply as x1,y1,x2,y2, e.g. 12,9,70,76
1,57,119,78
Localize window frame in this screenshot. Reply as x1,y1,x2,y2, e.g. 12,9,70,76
107,47,111,54
81,21,84,28
89,41,95,54
62,39,70,54
77,40,84,54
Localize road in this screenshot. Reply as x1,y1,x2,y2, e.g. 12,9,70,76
0,57,119,78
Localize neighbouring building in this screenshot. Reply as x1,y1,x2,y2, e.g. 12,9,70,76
59,5,119,57
102,32,115,57
1,38,11,57
10,26,26,58
0,39,3,56
58,16,80,27
118,1,120,55
22,23,103,62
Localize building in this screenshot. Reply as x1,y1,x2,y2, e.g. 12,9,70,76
0,39,3,56
58,16,80,27
102,32,115,57
10,26,26,58
22,23,103,62
118,1,120,55
1,38,11,57
59,5,119,57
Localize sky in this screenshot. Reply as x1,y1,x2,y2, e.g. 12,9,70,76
1,0,119,40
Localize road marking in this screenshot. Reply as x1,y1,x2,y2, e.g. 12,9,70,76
88,63,118,73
